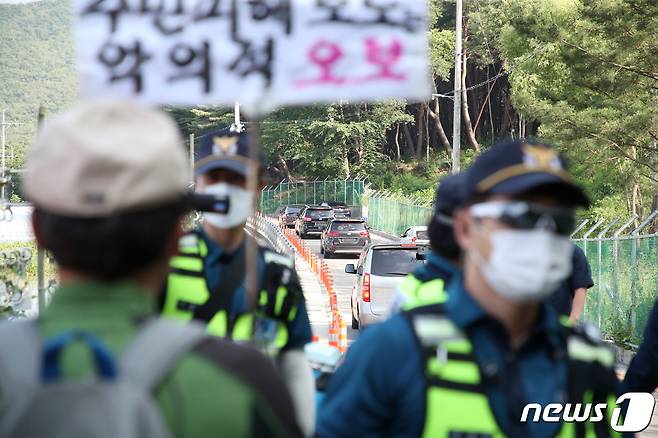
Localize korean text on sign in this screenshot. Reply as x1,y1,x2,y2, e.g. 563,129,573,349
74,0,430,111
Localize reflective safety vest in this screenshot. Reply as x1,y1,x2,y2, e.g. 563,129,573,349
404,290,621,438
398,274,446,311
162,233,299,356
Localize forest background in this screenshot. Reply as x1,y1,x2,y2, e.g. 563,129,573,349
1,0,657,227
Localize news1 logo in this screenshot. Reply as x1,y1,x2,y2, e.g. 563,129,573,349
521,392,656,432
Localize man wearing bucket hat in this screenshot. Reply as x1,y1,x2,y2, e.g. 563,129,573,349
160,127,315,436
0,100,301,437
318,139,621,437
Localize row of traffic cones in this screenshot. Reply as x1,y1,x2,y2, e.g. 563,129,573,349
281,227,348,353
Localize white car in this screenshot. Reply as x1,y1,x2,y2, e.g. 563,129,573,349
347,243,428,329
399,226,429,245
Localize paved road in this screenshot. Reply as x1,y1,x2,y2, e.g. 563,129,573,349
297,231,395,344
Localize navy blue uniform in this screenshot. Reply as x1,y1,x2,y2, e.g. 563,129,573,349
317,278,570,438
622,299,658,394
201,228,312,351
547,244,594,317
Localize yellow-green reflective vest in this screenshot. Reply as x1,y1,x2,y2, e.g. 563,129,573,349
398,274,445,311
405,290,621,438
162,233,297,356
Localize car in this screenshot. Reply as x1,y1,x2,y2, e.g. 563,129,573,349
347,243,428,329
320,219,371,258
278,204,304,228
295,206,334,238
400,225,430,245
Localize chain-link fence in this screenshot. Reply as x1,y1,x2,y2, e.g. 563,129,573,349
259,178,367,215
572,212,658,346
365,190,433,237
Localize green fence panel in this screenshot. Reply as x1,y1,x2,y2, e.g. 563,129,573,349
575,236,657,345
258,179,366,215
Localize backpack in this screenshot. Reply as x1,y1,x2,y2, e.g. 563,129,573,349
0,318,207,438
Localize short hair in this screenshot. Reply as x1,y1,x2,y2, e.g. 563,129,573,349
34,200,189,281
427,216,461,261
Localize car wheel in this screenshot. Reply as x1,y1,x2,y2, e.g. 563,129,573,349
324,251,332,259
352,311,359,330
320,245,324,254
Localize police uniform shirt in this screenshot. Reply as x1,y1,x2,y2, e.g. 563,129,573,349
317,279,570,438
547,245,594,317
200,228,313,351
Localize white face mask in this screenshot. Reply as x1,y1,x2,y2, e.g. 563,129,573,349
201,182,254,229
471,228,573,303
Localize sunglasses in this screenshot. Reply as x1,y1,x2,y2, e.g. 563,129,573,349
469,201,575,236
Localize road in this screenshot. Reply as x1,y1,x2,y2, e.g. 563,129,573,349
298,231,395,344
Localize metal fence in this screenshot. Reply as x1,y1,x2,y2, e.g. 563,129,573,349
572,212,658,346
365,190,433,237
259,178,367,215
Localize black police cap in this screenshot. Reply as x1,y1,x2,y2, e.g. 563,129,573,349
434,172,467,218
463,139,589,207
195,127,265,178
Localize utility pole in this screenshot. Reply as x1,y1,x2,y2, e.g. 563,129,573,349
451,0,463,174
234,101,244,132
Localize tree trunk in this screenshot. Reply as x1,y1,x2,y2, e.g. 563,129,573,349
402,123,416,157
394,124,401,161
277,155,293,181
416,104,426,160
461,53,480,152
427,99,452,154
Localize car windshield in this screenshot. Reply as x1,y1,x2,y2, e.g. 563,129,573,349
331,222,366,232
286,207,301,214
416,230,429,240
306,209,334,219
370,248,425,277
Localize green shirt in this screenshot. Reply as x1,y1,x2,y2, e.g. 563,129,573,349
33,281,301,438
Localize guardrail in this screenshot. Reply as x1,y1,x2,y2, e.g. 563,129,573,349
246,214,348,352
246,214,295,256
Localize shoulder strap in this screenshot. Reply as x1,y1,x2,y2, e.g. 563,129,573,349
0,320,41,398
120,319,207,391
192,237,246,323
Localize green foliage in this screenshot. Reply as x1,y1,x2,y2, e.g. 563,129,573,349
0,0,77,170
488,0,658,221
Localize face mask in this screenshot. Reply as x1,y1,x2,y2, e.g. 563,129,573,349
202,183,254,229
470,228,573,303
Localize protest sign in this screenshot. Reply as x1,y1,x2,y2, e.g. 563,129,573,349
74,0,430,112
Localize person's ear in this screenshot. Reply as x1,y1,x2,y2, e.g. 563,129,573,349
452,209,473,252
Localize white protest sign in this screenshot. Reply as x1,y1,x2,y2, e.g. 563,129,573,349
74,0,430,112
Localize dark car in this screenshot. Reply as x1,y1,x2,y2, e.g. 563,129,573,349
332,206,351,218
320,219,371,258
278,204,304,228
295,206,334,238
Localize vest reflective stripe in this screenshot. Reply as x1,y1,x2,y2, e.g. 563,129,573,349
567,337,615,368
399,275,446,311
410,299,617,438
164,233,292,355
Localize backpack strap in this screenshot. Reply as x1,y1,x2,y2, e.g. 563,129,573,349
120,318,207,391
0,320,41,399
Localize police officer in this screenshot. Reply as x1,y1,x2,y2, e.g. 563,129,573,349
317,140,621,437
0,100,301,437
394,172,465,311
160,127,315,436
621,299,658,394
547,244,594,324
